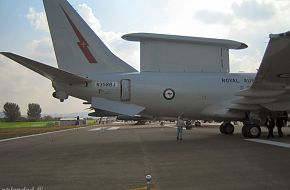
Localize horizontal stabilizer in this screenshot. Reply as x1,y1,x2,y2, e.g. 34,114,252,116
1,52,90,84
91,97,145,116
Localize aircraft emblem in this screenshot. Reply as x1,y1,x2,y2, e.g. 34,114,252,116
61,7,97,64
163,88,175,100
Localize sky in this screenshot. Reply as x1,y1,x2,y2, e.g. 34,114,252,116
1,0,290,115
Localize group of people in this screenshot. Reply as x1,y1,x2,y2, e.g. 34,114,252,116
265,112,288,138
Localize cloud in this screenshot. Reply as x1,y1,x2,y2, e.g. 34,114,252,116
232,0,275,21
27,38,57,66
194,10,232,25
77,3,140,70
230,51,262,73
77,4,101,32
151,0,236,38
26,7,49,32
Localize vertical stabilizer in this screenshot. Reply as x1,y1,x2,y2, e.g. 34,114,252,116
43,0,136,77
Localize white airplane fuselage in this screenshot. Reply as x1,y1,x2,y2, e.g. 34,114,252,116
57,72,255,120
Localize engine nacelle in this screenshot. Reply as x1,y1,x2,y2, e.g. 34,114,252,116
52,91,68,102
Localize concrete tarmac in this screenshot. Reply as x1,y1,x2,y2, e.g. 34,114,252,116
1,124,290,190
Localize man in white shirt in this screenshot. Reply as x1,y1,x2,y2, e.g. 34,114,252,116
176,114,185,140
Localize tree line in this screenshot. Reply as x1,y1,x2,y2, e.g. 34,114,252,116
2,102,44,122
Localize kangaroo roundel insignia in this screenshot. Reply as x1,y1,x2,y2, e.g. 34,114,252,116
163,88,175,100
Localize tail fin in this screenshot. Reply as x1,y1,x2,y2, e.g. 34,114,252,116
43,0,136,77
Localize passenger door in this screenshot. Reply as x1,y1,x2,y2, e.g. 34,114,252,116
120,79,131,102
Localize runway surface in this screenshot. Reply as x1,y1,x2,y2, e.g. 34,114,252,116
1,124,290,190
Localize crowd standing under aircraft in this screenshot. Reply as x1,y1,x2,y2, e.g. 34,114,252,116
1,0,290,138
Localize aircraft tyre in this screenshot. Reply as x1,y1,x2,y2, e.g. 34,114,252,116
185,121,193,130
195,121,201,127
220,122,234,135
242,124,261,138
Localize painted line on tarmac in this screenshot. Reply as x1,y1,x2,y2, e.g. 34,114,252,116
88,127,120,131
245,139,290,149
165,125,189,129
164,125,177,128
88,127,107,131
0,126,88,143
107,127,120,130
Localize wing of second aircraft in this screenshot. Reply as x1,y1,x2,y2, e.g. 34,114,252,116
234,31,290,111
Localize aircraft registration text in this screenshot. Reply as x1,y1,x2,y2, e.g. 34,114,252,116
95,82,118,88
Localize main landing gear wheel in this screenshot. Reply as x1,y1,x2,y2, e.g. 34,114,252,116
195,121,201,127
220,122,234,135
185,121,193,130
242,124,261,138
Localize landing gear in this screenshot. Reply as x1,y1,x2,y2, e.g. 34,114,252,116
242,123,261,138
194,121,201,127
135,121,146,125
185,121,193,130
220,122,234,135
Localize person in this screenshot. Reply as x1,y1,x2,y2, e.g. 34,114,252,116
76,116,80,125
176,115,185,140
282,111,288,127
276,116,284,137
280,111,290,137
266,116,275,139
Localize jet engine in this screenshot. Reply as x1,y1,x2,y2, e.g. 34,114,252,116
52,91,68,102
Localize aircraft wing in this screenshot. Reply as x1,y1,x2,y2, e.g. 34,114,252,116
1,52,90,84
234,31,290,111
250,32,290,89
